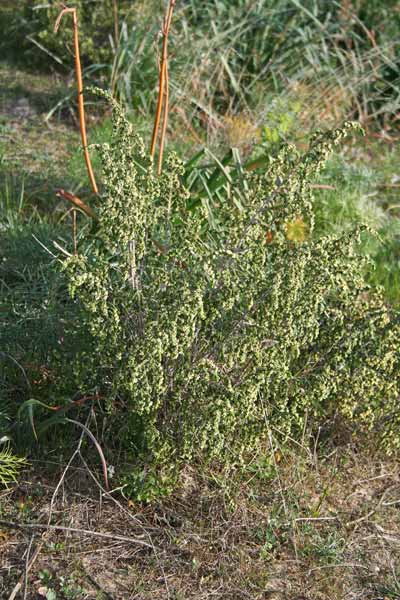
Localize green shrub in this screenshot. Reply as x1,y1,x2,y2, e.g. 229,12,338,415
55,97,400,499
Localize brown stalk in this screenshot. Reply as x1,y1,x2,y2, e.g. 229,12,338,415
55,5,98,195
112,0,119,46
66,418,109,491
72,209,77,254
55,188,98,220
157,62,169,175
150,0,176,172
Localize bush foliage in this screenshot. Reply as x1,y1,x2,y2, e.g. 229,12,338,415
56,95,400,498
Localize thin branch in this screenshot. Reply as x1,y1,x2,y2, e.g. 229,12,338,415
55,6,98,194
0,520,155,550
7,537,45,600
23,536,35,600
66,418,110,491
310,184,336,190
150,52,166,159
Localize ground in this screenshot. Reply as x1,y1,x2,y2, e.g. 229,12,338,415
1,442,400,599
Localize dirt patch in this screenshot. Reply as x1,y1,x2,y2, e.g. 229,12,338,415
1,443,399,600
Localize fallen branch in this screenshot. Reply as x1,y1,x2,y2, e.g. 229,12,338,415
310,184,336,191
7,537,45,600
377,183,400,189
0,519,155,550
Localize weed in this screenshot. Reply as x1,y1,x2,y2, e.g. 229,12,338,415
49,99,398,500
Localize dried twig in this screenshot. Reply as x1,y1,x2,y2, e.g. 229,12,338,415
377,183,400,189
23,535,35,600
158,60,170,175
310,184,336,190
7,537,45,600
294,516,339,522
66,418,110,491
307,562,369,575
0,520,155,550
55,5,98,195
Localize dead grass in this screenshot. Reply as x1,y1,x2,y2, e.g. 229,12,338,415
1,437,399,600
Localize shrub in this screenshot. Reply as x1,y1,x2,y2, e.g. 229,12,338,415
58,96,399,499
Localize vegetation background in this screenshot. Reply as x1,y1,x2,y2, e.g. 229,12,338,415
0,1,399,599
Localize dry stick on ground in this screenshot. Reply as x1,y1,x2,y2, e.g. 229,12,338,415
7,536,45,600
23,535,34,600
150,0,176,173
0,520,155,550
54,5,98,195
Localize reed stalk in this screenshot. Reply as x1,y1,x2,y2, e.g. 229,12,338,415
55,5,98,195
150,0,176,174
